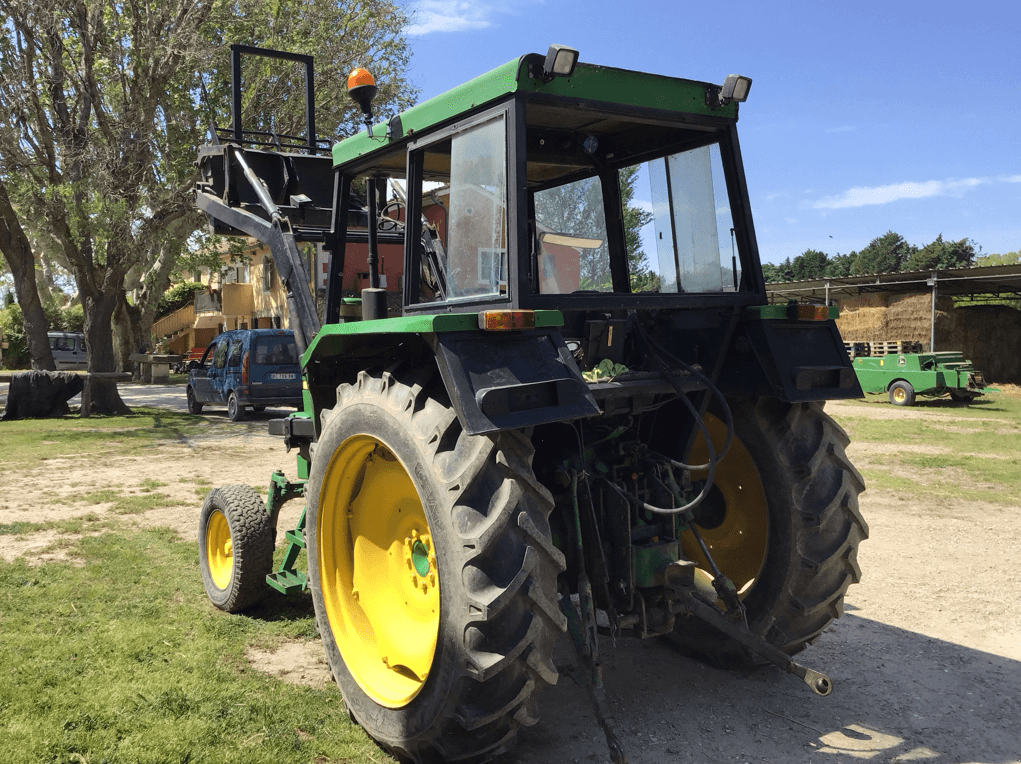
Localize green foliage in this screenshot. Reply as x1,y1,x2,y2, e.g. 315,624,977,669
582,359,630,382
902,234,976,271
852,230,915,275
0,303,28,368
790,249,828,280
975,251,1021,266
157,282,206,318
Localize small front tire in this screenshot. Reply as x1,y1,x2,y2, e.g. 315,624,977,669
949,390,977,403
198,485,275,612
227,391,246,421
889,381,915,406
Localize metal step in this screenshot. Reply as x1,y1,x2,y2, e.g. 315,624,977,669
266,568,307,594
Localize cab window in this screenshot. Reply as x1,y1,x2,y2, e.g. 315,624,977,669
409,113,508,305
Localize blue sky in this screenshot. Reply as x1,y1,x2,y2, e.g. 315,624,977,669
398,0,1020,264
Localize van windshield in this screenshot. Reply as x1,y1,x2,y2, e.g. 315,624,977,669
254,336,298,365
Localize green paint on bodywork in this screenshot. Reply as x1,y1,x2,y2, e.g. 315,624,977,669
853,351,985,398
743,305,840,320
302,309,564,366
332,56,735,166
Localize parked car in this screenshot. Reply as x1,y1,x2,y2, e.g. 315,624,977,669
48,331,87,370
186,329,302,420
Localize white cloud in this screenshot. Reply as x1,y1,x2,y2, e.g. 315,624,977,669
811,176,1000,210
406,1,494,35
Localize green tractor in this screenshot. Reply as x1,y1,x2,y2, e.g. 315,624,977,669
195,44,867,764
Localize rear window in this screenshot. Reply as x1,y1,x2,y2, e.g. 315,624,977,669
254,336,298,365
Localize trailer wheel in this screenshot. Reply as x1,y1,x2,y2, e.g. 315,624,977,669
187,386,203,414
669,398,867,663
198,485,275,612
307,370,565,763
888,381,915,406
227,391,246,421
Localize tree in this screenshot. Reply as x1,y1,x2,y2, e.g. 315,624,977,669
790,248,829,281
903,234,977,271
0,0,416,411
852,231,914,275
825,252,855,278
0,180,54,369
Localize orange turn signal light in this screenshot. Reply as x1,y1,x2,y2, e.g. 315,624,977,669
796,305,831,321
478,310,536,331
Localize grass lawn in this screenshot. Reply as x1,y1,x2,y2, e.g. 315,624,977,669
0,527,381,764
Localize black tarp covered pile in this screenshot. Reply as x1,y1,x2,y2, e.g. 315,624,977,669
1,371,84,420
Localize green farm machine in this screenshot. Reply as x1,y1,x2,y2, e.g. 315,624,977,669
195,44,867,763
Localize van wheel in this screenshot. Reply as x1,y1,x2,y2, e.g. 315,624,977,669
187,386,203,414
227,392,246,421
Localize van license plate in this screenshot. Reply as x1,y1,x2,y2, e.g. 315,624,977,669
270,373,297,380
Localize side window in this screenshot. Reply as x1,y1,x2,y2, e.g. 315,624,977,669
638,142,739,293
213,341,229,370
411,114,508,304
227,339,243,367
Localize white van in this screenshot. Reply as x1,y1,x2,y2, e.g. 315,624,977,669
48,332,87,370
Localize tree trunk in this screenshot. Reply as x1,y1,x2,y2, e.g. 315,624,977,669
82,290,131,415
113,292,146,373
0,180,55,370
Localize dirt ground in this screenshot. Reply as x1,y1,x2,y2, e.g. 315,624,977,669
2,400,1019,764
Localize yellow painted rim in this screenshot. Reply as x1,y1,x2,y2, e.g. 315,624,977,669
892,386,907,403
681,413,769,596
205,509,234,590
318,435,439,708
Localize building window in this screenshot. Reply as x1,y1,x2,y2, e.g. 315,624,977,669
262,256,275,294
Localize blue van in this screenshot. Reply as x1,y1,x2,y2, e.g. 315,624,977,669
186,329,302,420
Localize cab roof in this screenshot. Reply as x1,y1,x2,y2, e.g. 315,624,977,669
332,53,738,167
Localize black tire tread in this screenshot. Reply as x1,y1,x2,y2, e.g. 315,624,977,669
755,399,867,652
669,398,867,662
313,370,565,764
198,484,274,612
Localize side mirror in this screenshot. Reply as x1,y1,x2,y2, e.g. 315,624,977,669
188,360,202,371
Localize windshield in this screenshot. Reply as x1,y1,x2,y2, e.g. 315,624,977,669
531,141,740,295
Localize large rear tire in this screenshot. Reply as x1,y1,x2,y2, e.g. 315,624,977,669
306,370,566,763
198,485,275,612
670,397,867,663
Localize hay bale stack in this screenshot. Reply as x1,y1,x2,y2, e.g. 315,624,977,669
836,293,953,345
940,304,1021,384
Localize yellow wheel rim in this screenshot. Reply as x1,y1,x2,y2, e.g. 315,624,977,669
318,435,439,708
681,413,769,595
892,387,906,403
205,509,234,590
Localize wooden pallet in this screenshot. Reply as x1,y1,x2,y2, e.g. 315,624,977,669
871,341,923,356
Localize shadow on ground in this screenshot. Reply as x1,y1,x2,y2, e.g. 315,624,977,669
503,607,1019,764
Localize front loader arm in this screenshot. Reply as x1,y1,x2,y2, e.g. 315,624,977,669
195,146,322,355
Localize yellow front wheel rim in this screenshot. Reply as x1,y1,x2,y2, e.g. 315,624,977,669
681,413,769,595
893,387,906,403
205,510,234,590
318,435,439,708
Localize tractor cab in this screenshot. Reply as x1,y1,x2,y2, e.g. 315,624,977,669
327,50,761,326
